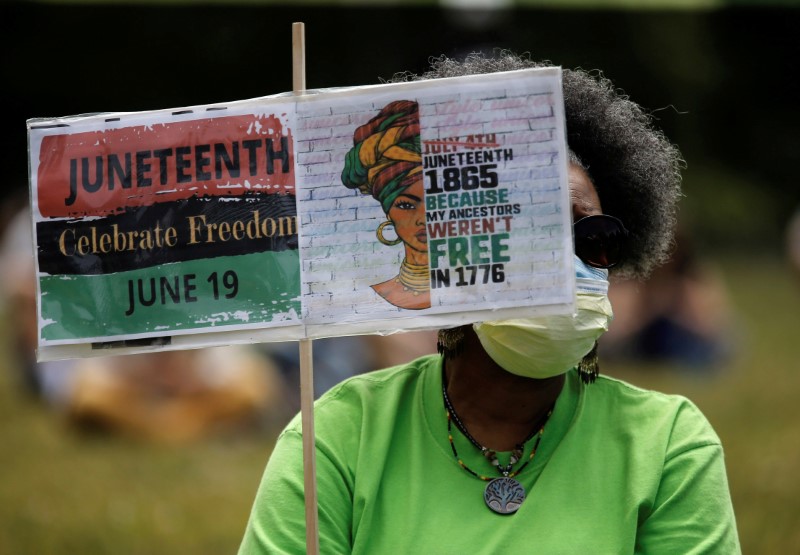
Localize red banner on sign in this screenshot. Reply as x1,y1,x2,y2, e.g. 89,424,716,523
37,114,295,218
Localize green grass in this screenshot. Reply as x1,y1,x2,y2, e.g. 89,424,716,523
0,254,799,553
0,354,273,553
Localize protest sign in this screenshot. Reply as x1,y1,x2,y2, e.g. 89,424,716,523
295,69,574,338
29,99,305,359
28,68,575,359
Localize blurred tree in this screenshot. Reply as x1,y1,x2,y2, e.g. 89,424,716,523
3,3,797,251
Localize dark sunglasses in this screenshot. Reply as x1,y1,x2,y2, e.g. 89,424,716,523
573,214,629,269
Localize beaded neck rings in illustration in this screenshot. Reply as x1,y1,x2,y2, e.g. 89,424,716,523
342,100,431,310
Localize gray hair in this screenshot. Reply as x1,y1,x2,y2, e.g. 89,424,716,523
389,52,684,279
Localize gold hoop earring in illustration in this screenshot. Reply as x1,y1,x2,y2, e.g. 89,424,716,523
376,220,402,246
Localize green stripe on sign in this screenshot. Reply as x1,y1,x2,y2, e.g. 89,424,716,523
40,250,300,341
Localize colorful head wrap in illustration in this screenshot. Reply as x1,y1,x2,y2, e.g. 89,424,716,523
342,100,422,213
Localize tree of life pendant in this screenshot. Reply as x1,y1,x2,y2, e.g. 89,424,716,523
484,477,526,514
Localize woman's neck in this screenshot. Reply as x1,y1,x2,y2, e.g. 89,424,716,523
443,327,565,451
404,245,427,266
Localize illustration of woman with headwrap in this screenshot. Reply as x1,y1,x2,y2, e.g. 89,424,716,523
342,100,430,310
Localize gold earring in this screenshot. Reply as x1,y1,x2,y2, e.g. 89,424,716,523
437,326,467,360
577,341,599,384
376,220,402,246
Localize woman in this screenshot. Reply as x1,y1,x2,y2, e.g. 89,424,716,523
240,54,740,554
341,100,430,310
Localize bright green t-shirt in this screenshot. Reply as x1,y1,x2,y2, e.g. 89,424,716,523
240,355,740,554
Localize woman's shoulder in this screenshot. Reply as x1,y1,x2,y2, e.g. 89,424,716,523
590,372,701,410
324,353,438,398
584,373,722,452
284,354,439,433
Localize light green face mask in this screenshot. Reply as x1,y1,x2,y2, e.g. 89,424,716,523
472,259,613,380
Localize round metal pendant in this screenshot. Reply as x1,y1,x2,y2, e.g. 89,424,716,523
484,477,526,515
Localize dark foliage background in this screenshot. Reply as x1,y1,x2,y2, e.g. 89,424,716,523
2,3,799,252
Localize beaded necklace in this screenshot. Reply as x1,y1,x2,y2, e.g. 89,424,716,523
442,376,553,514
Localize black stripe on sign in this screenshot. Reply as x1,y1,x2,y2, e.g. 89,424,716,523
37,192,298,275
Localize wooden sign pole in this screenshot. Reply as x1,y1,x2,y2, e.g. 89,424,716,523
293,21,320,555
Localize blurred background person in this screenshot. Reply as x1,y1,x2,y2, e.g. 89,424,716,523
65,347,289,443
600,229,737,370
0,195,59,400
0,197,291,442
